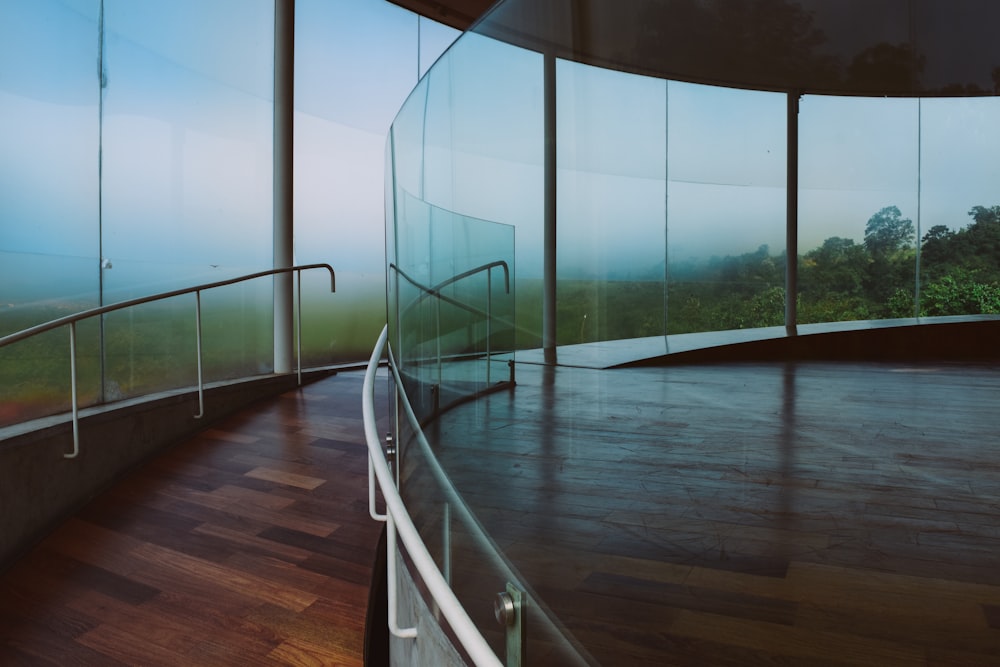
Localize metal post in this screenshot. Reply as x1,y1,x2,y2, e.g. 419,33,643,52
443,502,452,585
435,294,442,396
495,583,525,667
785,91,799,334
915,99,922,318
543,51,557,364
66,323,80,459
387,515,418,638
486,269,492,384
194,291,205,418
296,269,303,385
273,0,295,373
97,0,107,404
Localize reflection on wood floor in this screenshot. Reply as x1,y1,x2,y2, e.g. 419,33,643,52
0,372,387,666
431,360,1000,665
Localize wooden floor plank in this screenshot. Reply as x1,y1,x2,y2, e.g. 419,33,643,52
428,360,1000,665
5,360,1000,665
0,372,385,667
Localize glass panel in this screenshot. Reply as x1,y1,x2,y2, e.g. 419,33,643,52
0,0,101,425
393,194,514,423
387,27,549,663
295,1,459,364
799,95,918,322
418,16,461,79
417,33,544,350
556,59,667,347
918,97,1000,316
666,81,787,333
100,0,274,396
102,298,196,400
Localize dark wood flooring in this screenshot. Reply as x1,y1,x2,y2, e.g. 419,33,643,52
426,360,1000,666
5,360,1000,666
0,371,387,666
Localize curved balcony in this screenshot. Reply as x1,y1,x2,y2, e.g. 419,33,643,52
378,1,1000,664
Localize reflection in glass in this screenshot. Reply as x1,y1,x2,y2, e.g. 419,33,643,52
391,194,514,423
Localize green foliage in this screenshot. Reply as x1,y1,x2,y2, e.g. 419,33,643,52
6,202,1000,429
865,205,915,257
920,272,1000,316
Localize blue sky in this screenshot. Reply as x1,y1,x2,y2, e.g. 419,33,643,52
3,0,1000,306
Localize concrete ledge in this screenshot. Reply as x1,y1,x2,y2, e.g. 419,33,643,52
0,369,336,572
619,316,1000,367
513,316,1000,368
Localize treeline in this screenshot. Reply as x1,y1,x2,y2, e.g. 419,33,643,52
670,204,1000,334
544,204,1000,343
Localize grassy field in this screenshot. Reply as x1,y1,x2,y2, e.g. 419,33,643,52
0,282,387,428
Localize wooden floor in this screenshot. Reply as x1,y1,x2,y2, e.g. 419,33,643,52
0,371,387,666
5,360,1000,666
427,360,1000,666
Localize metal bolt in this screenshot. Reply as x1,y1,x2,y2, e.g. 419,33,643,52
494,591,515,627
385,433,396,458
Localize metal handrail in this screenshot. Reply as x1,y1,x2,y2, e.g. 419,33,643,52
390,260,509,322
364,326,590,666
391,260,511,386
363,326,503,667
1,264,336,458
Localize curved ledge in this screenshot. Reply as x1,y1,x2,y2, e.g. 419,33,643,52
511,316,1000,369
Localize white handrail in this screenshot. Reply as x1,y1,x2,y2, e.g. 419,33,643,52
1,264,335,458
363,325,502,667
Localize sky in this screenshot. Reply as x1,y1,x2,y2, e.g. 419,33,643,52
0,0,459,307
3,0,1000,309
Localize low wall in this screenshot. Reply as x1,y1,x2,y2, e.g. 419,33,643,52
0,370,335,571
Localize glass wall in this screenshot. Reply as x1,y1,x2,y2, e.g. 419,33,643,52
385,4,1000,660
294,1,459,366
0,0,460,427
799,96,919,322
916,97,1000,316
0,0,101,423
100,0,275,398
556,60,667,343
666,81,786,333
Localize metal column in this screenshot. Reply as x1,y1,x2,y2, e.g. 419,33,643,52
785,91,799,334
543,51,557,364
273,0,295,373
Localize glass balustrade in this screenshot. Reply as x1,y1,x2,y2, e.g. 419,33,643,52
385,0,1000,662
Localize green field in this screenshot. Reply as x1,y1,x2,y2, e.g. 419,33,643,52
0,283,386,428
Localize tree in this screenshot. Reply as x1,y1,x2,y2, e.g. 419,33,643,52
920,224,957,278
969,205,1000,227
801,236,868,299
863,206,915,311
864,206,915,257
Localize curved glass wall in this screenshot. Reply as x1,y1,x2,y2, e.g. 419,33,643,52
386,0,1000,662
0,1,459,427
1,0,101,424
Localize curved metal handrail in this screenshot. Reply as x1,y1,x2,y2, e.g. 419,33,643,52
0,264,335,348
391,260,513,389
364,326,591,666
390,260,509,321
1,264,336,458
363,326,503,667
